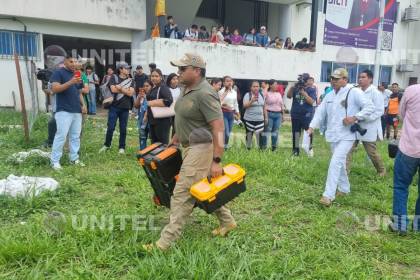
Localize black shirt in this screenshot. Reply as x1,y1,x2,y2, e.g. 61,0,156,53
146,84,173,124
134,73,147,92
109,75,135,110
295,41,308,49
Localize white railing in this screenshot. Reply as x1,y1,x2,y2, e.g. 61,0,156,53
139,38,322,81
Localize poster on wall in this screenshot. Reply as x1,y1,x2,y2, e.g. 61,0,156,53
323,0,397,50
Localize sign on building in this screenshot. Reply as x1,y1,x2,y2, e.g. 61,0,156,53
324,0,397,50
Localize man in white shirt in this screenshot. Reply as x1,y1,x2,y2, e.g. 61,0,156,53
183,24,199,41
308,68,375,206
346,70,385,176
378,83,392,138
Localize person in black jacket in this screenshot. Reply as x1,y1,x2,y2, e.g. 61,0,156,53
147,68,173,144
99,62,135,154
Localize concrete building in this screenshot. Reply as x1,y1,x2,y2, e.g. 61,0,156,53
1,0,419,111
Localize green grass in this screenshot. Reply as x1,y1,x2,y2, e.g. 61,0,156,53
0,109,419,279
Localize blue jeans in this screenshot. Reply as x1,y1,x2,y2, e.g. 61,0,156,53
263,111,282,149
139,123,149,150
223,111,234,148
392,151,420,232
51,111,82,164
88,88,96,114
104,106,129,149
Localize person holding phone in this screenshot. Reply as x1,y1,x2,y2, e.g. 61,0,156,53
49,55,87,170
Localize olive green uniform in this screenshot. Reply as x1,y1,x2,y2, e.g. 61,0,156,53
157,78,236,249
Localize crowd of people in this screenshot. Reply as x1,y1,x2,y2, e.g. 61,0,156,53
44,52,419,249
162,16,315,51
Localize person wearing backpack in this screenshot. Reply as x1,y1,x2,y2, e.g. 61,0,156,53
308,68,375,207
99,62,135,154
242,81,267,150
85,65,99,115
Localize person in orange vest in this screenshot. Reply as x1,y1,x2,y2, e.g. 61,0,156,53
386,83,403,140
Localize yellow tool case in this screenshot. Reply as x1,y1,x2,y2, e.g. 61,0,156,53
137,143,181,208
190,164,246,214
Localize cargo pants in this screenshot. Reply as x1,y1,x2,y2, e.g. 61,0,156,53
346,140,385,174
157,143,236,249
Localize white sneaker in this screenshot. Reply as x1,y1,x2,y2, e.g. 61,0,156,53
99,146,110,153
119,149,125,154
308,149,314,158
70,159,85,167
51,162,62,171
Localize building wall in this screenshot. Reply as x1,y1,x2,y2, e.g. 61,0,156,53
289,5,312,42
0,0,146,31
140,38,320,80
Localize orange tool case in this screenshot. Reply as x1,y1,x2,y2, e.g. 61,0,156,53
137,143,182,208
190,164,246,214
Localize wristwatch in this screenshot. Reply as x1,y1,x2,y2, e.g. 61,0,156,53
213,157,222,163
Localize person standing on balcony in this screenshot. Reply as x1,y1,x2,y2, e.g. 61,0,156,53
184,24,199,41
230,29,243,45
216,25,226,43
198,26,209,42
210,26,219,43
256,26,270,47
219,76,240,149
164,16,179,39
284,37,294,49
243,28,257,46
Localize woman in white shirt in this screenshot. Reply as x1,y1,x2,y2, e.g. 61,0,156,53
166,73,180,136
219,76,240,149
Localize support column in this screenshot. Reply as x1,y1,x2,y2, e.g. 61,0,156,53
131,30,147,70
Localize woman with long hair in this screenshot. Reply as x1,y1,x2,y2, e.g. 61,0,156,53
211,78,222,92
262,79,284,151
134,79,153,150
219,76,240,149
147,69,173,144
242,81,267,150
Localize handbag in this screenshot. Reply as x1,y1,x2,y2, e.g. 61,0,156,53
150,87,175,118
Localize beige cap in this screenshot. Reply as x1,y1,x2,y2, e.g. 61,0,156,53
170,53,206,69
331,68,348,79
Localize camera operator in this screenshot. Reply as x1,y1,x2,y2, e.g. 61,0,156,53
346,70,386,177
287,73,317,156
307,68,375,207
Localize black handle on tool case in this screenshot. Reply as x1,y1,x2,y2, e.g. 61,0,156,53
207,170,225,183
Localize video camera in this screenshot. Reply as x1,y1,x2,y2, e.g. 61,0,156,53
296,73,310,90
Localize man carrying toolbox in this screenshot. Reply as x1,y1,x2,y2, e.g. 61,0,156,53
143,53,237,251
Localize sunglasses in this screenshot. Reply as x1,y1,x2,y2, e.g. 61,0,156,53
179,66,191,72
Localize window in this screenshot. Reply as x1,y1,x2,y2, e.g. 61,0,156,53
321,61,357,83
321,62,390,84
0,30,39,58
321,61,332,82
380,66,392,86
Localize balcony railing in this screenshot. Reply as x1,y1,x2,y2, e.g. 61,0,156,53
139,38,320,81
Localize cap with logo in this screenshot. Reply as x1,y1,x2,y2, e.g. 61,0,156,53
170,53,206,69
331,68,348,79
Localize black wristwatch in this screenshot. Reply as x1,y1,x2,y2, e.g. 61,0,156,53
213,157,222,163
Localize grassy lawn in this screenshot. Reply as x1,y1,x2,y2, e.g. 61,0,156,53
0,109,419,279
